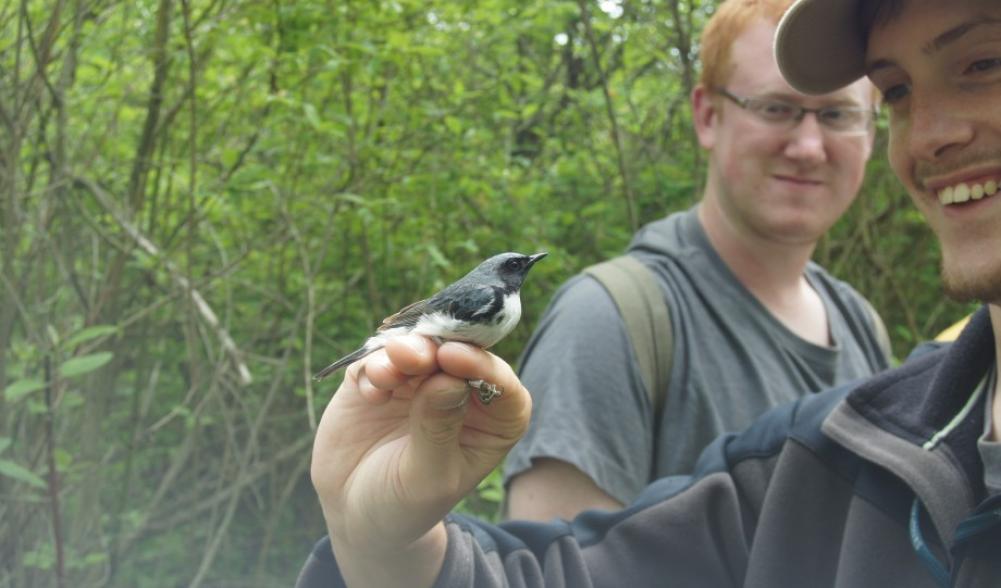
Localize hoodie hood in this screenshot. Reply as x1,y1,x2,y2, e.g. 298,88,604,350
626,205,707,260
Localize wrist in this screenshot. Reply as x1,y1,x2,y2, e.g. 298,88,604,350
332,522,448,588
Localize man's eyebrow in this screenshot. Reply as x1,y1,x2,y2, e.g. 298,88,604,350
864,59,894,79
924,17,1001,54
865,17,1001,78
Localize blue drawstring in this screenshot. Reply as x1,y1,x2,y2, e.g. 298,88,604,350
909,498,951,588
953,507,1001,544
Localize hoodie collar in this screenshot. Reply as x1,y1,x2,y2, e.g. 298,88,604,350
823,306,995,544
846,306,994,451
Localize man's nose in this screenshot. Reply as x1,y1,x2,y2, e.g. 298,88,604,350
783,113,828,164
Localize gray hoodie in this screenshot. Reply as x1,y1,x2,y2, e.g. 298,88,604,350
297,306,1000,588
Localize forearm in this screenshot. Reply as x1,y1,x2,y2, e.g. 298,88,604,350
332,522,448,588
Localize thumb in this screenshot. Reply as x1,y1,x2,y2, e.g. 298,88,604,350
400,378,472,501
411,378,471,449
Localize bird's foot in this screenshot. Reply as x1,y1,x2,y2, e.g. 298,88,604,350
466,379,503,405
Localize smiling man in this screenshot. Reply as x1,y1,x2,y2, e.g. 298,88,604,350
298,1,1001,586
505,0,891,522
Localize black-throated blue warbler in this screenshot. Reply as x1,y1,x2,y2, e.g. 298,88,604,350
314,251,547,403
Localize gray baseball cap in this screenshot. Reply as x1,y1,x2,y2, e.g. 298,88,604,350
775,0,867,95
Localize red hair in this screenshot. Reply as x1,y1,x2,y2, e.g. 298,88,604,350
698,0,795,90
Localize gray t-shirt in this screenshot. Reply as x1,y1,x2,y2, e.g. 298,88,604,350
504,207,893,504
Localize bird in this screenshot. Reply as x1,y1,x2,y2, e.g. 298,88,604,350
314,251,547,403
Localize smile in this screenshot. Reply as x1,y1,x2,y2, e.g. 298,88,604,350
937,179,999,205
773,175,822,185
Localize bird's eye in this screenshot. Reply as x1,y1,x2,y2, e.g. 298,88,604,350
504,258,524,271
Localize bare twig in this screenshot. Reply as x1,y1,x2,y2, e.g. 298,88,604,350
577,0,638,231
43,356,66,588
126,0,172,211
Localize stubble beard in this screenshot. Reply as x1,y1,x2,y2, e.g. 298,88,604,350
941,258,1001,306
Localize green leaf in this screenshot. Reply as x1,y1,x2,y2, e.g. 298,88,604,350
54,449,73,470
22,544,54,569
221,147,240,169
59,352,113,378
0,459,46,488
4,378,46,403
303,103,321,129
0,438,11,455
444,115,463,135
334,192,367,206
426,244,451,269
64,325,118,350
83,551,108,566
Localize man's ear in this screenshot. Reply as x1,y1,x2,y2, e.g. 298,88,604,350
691,84,718,150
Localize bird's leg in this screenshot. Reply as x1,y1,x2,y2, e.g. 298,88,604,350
466,379,503,405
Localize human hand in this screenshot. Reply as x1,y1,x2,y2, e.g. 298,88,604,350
310,334,531,587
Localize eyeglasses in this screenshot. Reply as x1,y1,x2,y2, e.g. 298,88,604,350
715,88,876,135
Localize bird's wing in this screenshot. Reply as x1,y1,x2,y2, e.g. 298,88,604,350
442,285,501,321
378,298,433,331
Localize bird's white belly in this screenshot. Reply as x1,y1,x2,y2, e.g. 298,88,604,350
413,294,521,348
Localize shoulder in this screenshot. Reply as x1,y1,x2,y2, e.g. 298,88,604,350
627,209,701,260
804,261,865,300
530,272,620,329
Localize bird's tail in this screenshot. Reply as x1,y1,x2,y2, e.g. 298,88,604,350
313,344,382,381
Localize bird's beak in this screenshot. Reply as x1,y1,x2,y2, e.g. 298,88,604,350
527,252,548,267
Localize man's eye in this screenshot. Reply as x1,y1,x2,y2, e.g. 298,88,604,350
967,57,1001,74
881,83,910,104
819,109,845,121
758,102,796,118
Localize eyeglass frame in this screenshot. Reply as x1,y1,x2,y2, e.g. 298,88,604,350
713,88,877,135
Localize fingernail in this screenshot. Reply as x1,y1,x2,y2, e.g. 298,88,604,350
399,334,431,355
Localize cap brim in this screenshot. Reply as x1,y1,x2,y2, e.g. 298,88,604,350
775,0,866,95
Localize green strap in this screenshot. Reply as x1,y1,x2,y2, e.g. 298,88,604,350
584,256,673,417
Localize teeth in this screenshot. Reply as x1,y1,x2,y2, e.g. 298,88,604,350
940,186,955,204
938,180,1000,205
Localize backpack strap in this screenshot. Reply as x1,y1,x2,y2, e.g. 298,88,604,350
584,256,673,417
861,298,893,360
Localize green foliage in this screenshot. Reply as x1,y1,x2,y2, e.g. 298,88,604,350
59,353,114,379
0,0,969,586
4,379,46,404
0,458,46,489
456,467,507,523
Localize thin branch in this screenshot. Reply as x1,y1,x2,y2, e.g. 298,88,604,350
43,356,66,588
73,175,253,385
126,0,172,211
577,0,637,231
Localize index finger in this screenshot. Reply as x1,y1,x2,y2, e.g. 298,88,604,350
436,341,516,383
383,335,440,375
436,342,531,413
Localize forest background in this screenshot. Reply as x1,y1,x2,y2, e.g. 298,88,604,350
0,0,976,586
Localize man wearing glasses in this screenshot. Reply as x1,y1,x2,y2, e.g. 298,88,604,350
503,0,891,522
